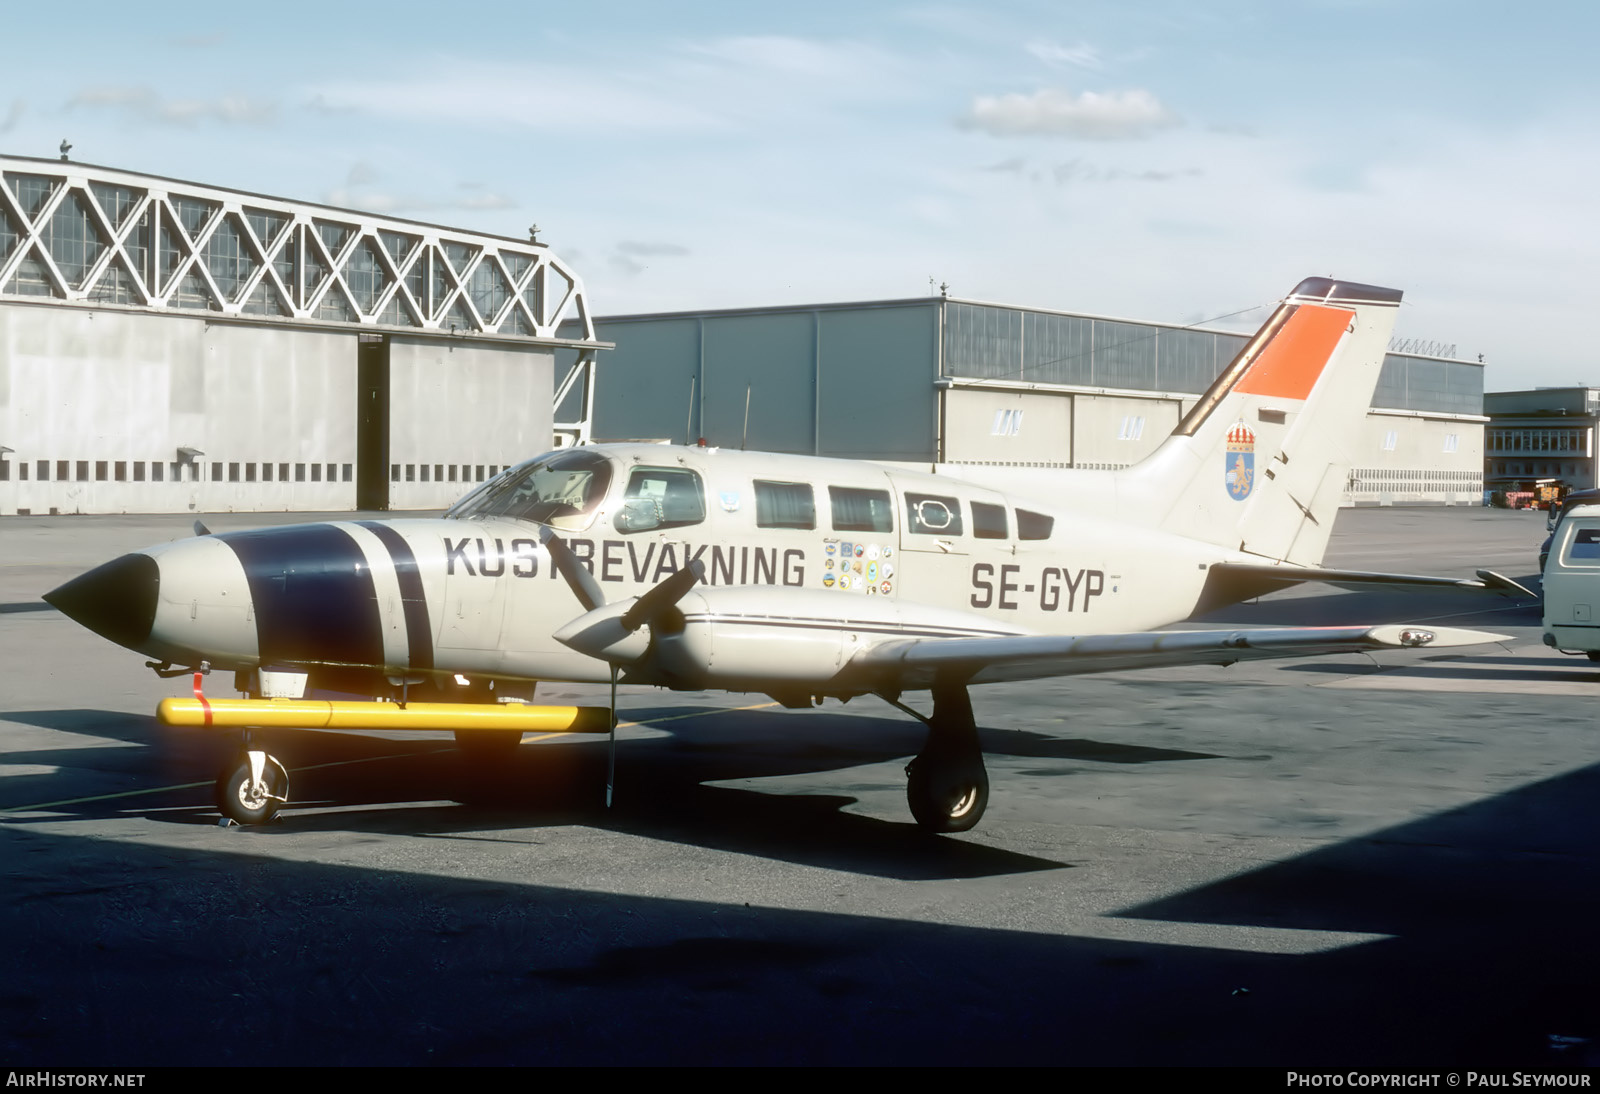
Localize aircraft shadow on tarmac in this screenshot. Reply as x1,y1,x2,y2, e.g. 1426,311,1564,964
11,755,1600,1066
1,705,1077,881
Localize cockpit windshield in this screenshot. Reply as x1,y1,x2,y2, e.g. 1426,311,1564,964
445,449,615,530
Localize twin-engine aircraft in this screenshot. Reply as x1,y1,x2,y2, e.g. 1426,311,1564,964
46,277,1524,831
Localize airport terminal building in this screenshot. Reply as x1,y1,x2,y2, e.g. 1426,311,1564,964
0,154,605,515
1483,387,1600,492
558,295,1487,506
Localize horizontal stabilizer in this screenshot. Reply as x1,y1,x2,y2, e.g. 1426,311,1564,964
1209,562,1537,600
840,623,1509,690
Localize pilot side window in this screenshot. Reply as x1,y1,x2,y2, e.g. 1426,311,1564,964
971,501,1008,539
830,486,893,533
905,493,964,536
617,467,706,534
1017,509,1054,540
754,480,815,529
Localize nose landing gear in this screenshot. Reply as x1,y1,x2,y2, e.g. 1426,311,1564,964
216,748,289,826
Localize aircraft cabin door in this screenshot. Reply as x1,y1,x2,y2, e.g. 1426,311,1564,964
891,485,970,606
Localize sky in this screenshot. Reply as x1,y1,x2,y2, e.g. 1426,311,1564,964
3,1,1596,389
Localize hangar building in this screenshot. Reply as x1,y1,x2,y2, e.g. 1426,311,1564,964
558,294,1486,506
0,154,605,515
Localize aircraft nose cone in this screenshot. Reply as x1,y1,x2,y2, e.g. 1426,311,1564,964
44,553,160,650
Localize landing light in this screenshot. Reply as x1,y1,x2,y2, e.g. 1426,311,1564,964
1397,629,1435,647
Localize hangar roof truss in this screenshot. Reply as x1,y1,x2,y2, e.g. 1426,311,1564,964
0,156,599,347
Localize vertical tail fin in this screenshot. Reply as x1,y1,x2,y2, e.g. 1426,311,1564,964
1124,277,1402,565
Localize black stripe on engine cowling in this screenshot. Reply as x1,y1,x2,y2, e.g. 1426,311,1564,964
357,521,435,672
218,524,383,669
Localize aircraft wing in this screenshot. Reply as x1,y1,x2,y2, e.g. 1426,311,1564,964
1204,562,1537,602
838,624,1508,691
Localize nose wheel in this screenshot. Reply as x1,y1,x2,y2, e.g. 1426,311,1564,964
216,750,289,825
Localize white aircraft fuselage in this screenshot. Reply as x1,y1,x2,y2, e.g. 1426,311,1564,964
47,277,1509,831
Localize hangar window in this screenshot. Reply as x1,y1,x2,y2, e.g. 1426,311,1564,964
448,448,616,532
151,462,163,483
96,461,108,481
296,464,306,482
830,486,894,534
1017,509,1054,540
0,460,8,481
344,464,354,482
77,461,89,482
434,464,442,483
114,461,126,482
905,493,964,536
617,467,706,534
972,502,1008,539
58,460,70,481
228,463,239,482
389,464,398,482
420,464,429,482
755,480,815,529
311,464,322,482
244,463,256,482
37,461,49,481
134,462,145,482
261,463,272,482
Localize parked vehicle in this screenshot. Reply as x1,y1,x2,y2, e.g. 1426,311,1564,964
1542,503,1600,661
1539,488,1600,570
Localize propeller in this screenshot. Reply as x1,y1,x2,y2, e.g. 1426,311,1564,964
542,526,705,665
539,525,707,810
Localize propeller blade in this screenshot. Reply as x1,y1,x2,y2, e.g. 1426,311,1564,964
539,526,605,611
620,559,705,631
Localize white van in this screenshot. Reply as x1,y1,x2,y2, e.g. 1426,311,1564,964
1543,503,1600,661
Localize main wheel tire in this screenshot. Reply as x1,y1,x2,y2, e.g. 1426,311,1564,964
216,757,287,825
1587,651,1600,663
453,730,525,761
906,758,989,833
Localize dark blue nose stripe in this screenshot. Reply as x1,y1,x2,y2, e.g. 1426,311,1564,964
218,524,383,670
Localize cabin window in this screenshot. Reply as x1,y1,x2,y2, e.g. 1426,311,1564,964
447,448,616,531
617,466,706,533
1017,509,1054,540
754,480,815,529
905,493,964,536
830,486,893,533
971,501,1008,539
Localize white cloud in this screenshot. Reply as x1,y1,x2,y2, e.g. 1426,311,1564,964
1025,41,1102,69
957,87,1178,139
67,86,276,127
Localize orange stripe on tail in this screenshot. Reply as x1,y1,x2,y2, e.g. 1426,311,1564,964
1235,304,1353,401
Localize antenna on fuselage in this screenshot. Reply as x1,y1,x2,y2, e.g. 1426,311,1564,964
742,384,751,451
685,376,696,446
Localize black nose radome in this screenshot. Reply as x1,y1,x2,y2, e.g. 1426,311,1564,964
44,553,160,650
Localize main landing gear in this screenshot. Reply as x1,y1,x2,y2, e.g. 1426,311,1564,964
895,681,990,833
